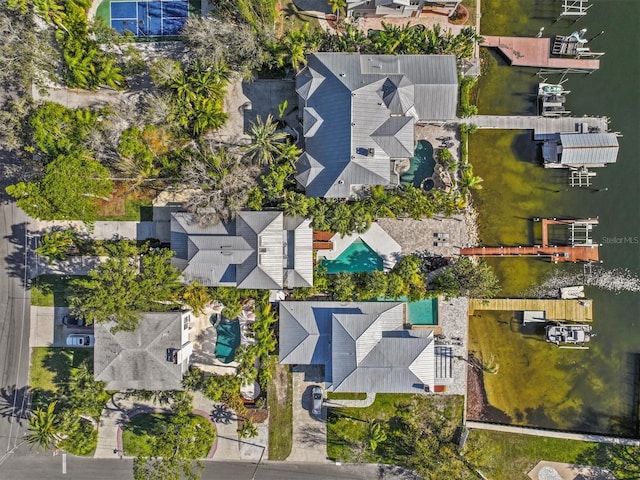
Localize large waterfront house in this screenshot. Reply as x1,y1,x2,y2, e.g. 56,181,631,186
346,0,461,18
94,311,193,391
542,132,619,168
296,53,458,198
170,211,313,289
279,301,437,393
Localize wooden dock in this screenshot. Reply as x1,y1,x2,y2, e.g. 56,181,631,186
458,115,609,139
469,298,593,322
482,36,600,71
460,245,599,263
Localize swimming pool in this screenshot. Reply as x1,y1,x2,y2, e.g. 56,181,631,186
401,140,435,187
215,319,241,363
321,239,383,274
407,297,439,326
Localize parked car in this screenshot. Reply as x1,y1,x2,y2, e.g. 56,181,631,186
66,334,94,347
311,386,323,415
62,315,86,327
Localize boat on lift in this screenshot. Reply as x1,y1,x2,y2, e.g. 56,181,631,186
545,323,595,348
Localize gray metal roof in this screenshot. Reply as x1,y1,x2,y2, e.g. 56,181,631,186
297,53,458,198
94,311,189,391
559,133,619,165
171,212,313,289
279,301,435,393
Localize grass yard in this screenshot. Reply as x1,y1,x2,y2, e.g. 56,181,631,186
267,363,293,460
29,347,92,407
327,393,464,463
466,430,607,480
30,275,80,307
326,392,367,401
277,0,321,35
122,413,214,457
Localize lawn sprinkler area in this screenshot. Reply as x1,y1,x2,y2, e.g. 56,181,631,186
400,140,435,187
320,239,383,274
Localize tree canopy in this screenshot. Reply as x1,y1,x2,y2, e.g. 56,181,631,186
6,151,112,221
71,243,182,332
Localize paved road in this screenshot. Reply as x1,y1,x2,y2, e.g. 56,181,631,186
1,456,416,480
0,202,32,461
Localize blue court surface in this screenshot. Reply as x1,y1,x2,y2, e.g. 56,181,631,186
111,0,188,36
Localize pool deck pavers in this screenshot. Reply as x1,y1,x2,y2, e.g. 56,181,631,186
376,214,470,258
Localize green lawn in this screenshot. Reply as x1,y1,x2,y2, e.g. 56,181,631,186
267,363,293,460
466,430,607,480
122,413,214,457
30,275,81,307
278,0,321,34
327,394,464,463
29,347,92,407
326,392,367,401
96,199,153,221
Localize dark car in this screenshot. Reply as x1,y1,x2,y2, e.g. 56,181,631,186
62,315,86,327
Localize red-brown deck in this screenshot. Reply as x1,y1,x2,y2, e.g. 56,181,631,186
482,36,600,70
313,231,334,251
460,245,599,263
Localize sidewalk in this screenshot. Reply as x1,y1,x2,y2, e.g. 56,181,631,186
29,220,157,241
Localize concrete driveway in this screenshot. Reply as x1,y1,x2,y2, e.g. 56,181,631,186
286,365,329,463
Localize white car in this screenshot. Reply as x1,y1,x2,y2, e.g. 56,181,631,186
66,334,94,347
311,386,323,415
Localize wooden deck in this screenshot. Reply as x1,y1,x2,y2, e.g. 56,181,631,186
458,115,609,138
460,245,599,263
482,36,600,70
469,298,593,322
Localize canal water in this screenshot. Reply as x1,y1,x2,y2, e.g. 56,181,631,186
468,0,640,436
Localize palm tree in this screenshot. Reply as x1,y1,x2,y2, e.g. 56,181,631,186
97,57,125,90
25,402,60,451
459,165,483,194
367,421,387,451
245,115,288,166
36,229,76,263
237,419,258,439
328,0,347,19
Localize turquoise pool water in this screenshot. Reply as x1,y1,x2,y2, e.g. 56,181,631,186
215,319,241,363
407,297,439,326
321,239,383,274
400,140,435,187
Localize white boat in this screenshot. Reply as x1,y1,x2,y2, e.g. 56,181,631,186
538,83,569,96
545,323,594,348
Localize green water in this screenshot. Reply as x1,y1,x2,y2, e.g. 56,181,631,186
321,239,383,274
401,140,435,187
408,298,439,326
470,0,640,437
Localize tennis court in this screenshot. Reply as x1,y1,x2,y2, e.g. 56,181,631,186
110,0,188,36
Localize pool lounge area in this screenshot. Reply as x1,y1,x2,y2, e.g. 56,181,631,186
316,223,402,274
